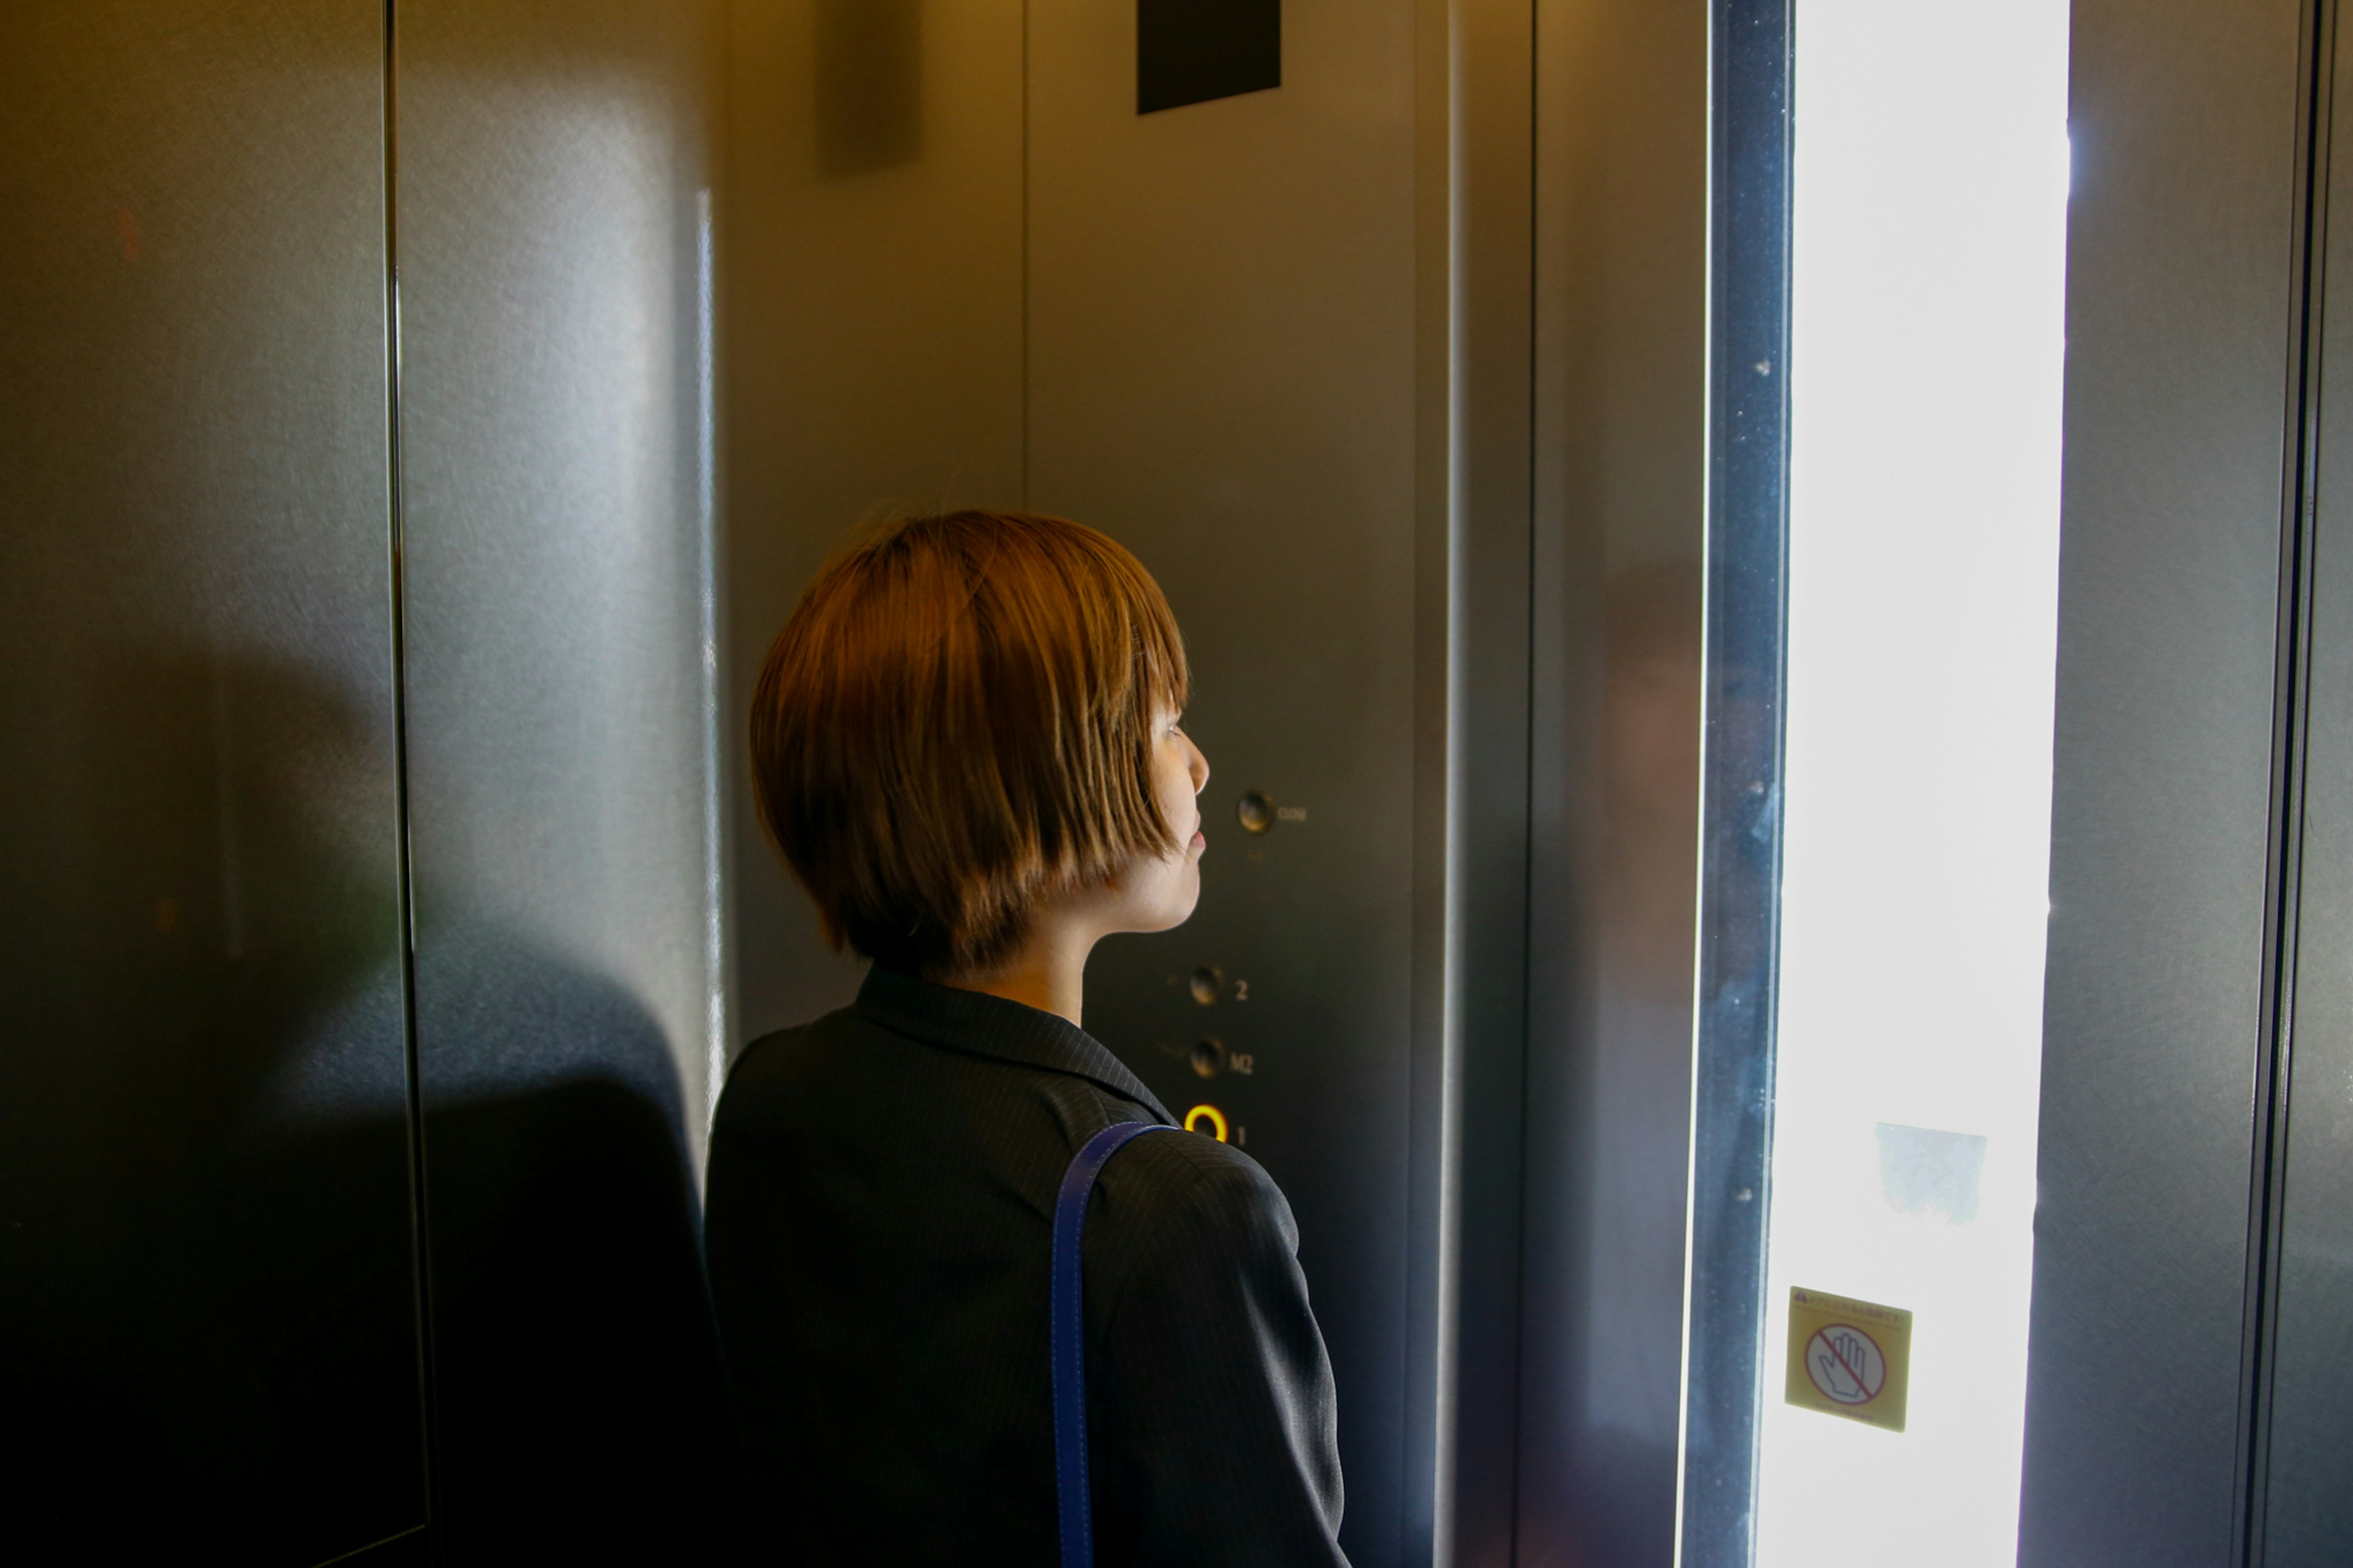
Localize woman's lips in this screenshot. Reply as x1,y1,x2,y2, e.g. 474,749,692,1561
1191,829,1207,852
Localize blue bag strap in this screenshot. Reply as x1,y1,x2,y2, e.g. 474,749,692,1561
1052,1119,1177,1568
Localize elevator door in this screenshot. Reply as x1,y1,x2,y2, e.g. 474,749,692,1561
0,2,425,1557
5,3,752,1553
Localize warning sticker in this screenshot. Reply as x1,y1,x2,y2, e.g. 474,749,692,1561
1784,1287,1912,1433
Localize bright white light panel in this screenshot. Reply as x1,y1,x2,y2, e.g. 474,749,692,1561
1749,2,2070,1563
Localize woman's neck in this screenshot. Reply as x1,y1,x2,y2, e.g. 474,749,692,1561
939,915,1099,1028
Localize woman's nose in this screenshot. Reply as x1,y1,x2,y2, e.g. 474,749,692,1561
1190,740,1210,793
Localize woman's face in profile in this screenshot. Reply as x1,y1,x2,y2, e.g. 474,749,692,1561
1107,705,1211,934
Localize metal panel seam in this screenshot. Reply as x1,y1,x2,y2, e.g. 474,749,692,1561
379,0,439,1542
2240,4,2338,1562
1507,2,1540,1558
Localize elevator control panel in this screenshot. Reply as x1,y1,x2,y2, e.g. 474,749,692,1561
1121,789,1302,1145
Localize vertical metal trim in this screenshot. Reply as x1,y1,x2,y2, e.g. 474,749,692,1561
1021,0,1033,510
1407,1,1463,1559
2242,4,2337,1562
1436,0,1537,1553
697,186,730,1141
1677,1,1791,1563
379,0,439,1542
1505,3,1541,1557
1435,1,1468,1546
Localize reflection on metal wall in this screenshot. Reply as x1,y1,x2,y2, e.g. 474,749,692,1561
2020,0,2308,1562
1518,4,1710,1564
0,2,424,1557
394,1,738,1553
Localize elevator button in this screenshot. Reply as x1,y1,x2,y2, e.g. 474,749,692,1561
1189,1037,1229,1079
1189,966,1223,1006
1237,789,1275,833
1184,1104,1230,1142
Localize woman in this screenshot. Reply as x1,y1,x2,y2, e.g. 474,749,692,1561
706,511,1349,1565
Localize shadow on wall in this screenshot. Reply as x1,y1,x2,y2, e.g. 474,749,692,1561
0,645,741,1558
0,643,423,1558
411,918,746,1561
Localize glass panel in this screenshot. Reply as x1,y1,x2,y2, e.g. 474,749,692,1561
1752,2,2070,1564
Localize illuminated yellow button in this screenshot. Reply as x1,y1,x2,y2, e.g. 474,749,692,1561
1183,1104,1229,1142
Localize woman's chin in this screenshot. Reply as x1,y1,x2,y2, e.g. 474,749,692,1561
1169,883,1203,928
1134,874,1203,934
1097,853,1204,936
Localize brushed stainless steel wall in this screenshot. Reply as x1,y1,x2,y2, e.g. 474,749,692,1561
393,1,740,1553
1439,2,1547,1561
1024,4,1426,1561
724,0,1027,1044
2265,10,2353,1561
2020,0,2311,1561
0,2,425,1558
1519,2,1710,1564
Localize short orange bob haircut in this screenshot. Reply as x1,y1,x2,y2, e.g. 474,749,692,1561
750,510,1191,979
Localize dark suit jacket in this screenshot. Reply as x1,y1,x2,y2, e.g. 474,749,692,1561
705,965,1348,1566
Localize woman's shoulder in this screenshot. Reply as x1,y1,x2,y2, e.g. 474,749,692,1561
715,1005,903,1116
1085,1129,1316,1341
1095,1126,1299,1252
1111,1121,1276,1186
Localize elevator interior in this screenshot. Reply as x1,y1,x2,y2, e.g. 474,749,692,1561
730,7,1441,1559
4,1,2351,1565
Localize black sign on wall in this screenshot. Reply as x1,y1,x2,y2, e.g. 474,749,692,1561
1137,0,1279,115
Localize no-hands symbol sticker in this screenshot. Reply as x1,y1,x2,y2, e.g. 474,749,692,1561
1785,1287,1912,1432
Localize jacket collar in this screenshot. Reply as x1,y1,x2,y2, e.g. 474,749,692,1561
855,966,1174,1124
